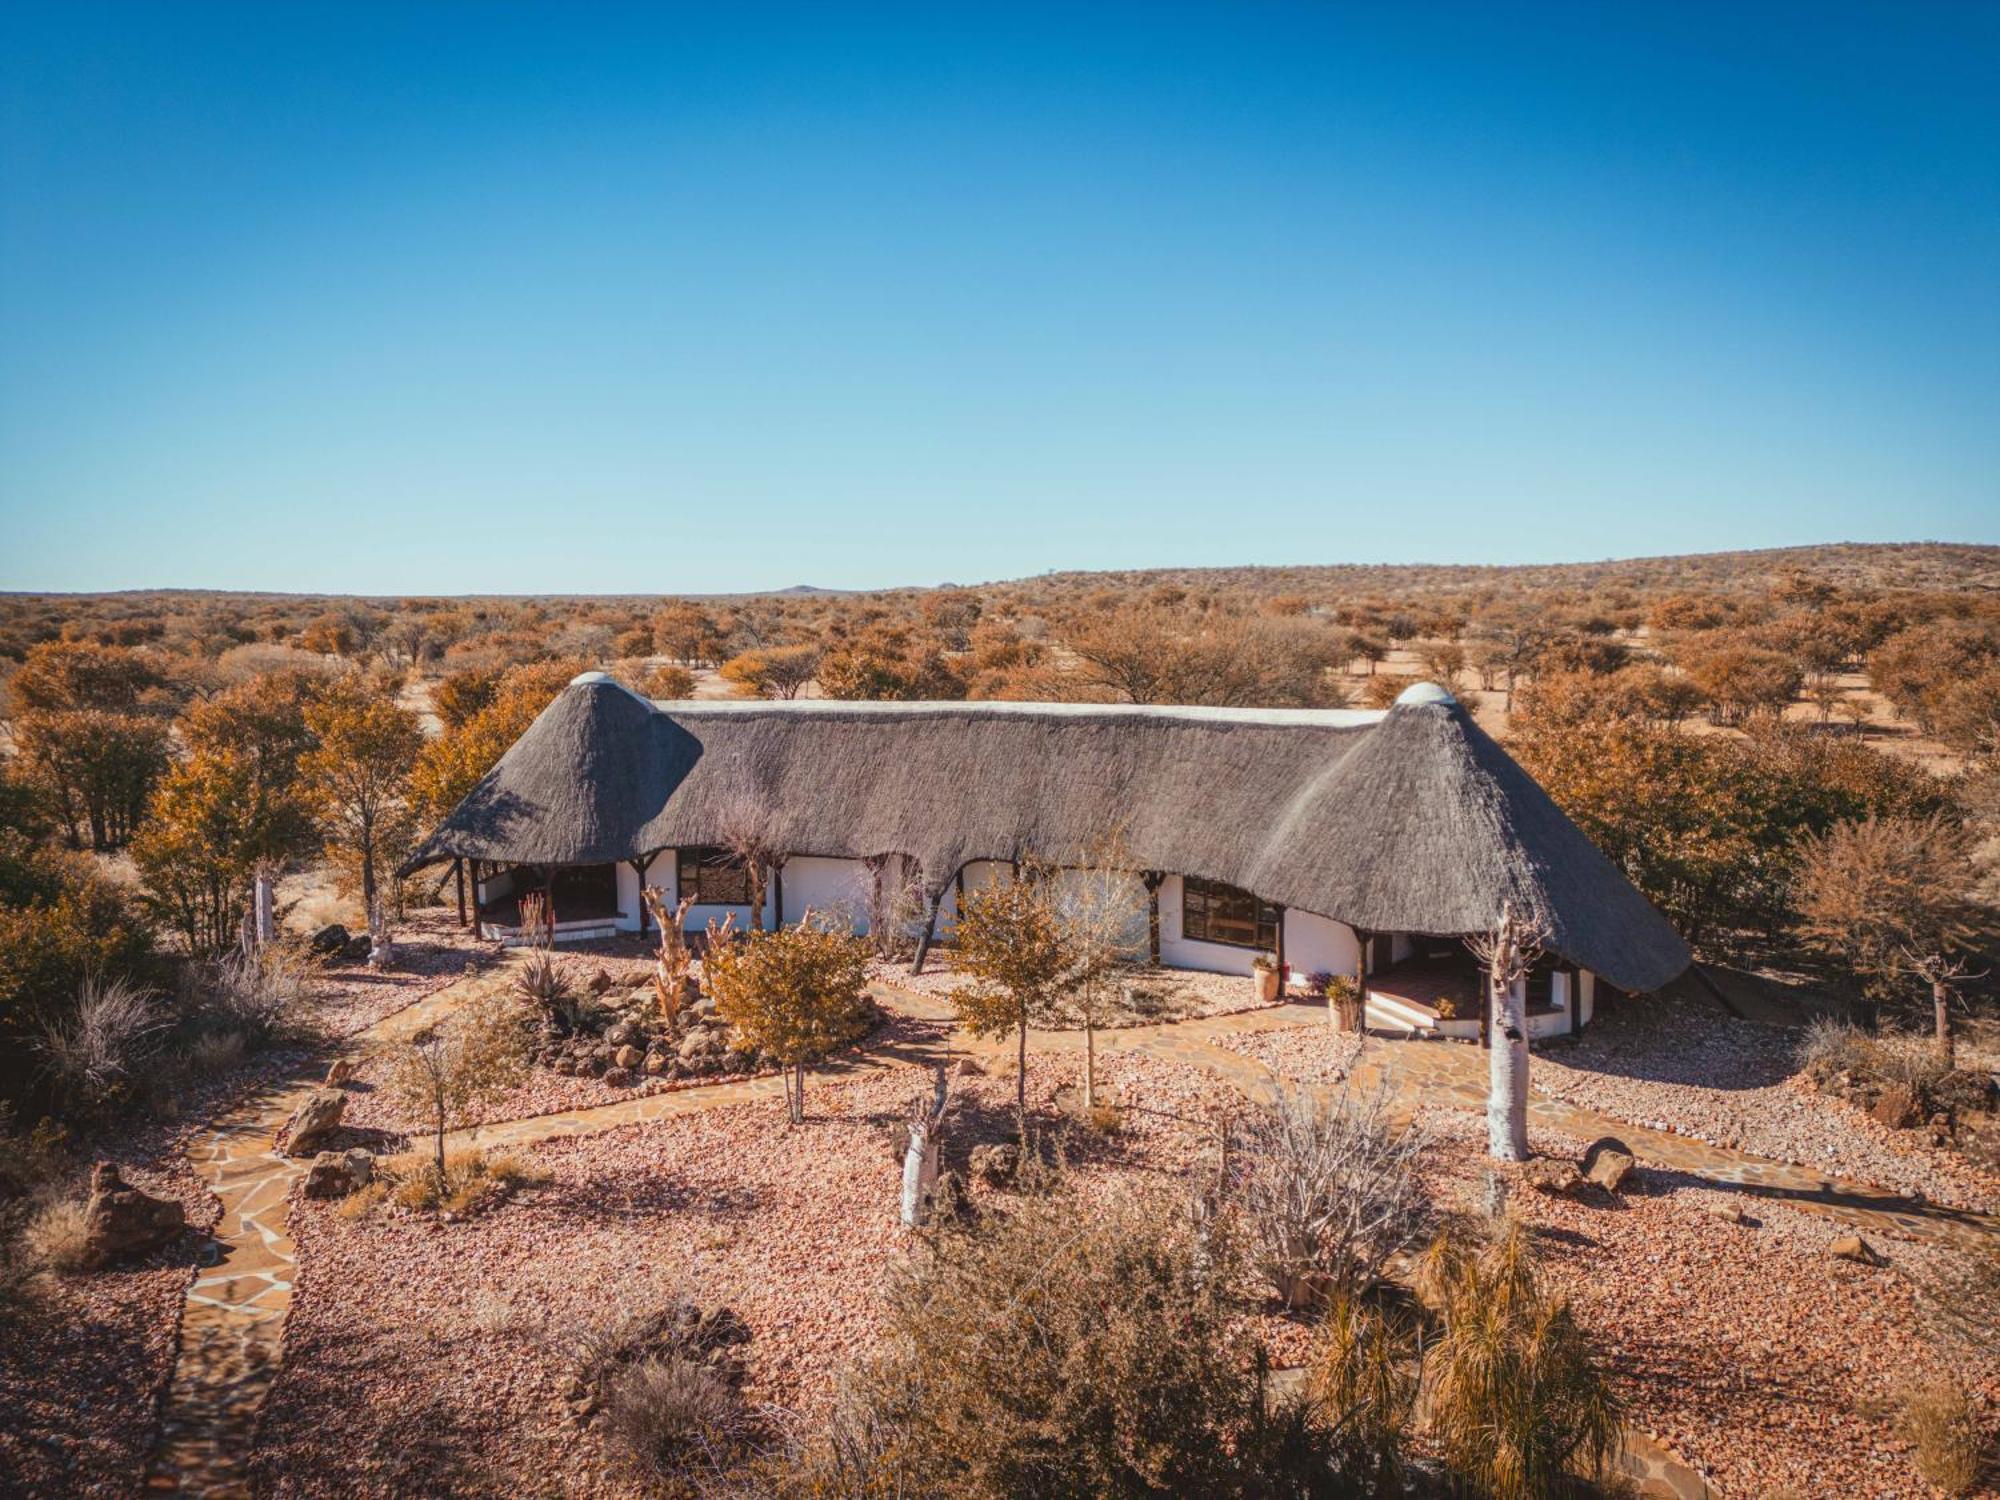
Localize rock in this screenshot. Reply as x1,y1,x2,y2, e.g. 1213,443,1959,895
604,1067,634,1089
605,1021,638,1048
1829,1234,1888,1267
692,994,718,1020
343,934,372,961
586,967,614,996
304,1148,375,1199
308,923,350,956
1521,1159,1587,1198
643,1052,670,1076
82,1162,185,1268
282,1089,346,1156
553,1058,578,1077
679,1029,716,1062
323,1058,355,1087
1708,1202,1750,1226
968,1144,1019,1187
1871,1084,1920,1130
1580,1137,1636,1192
614,1044,643,1070
1929,1112,1954,1146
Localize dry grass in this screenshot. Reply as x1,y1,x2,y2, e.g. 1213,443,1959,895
21,1194,93,1275
342,1148,550,1218
1899,1376,1986,1495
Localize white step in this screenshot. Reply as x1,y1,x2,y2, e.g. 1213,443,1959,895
1365,991,1437,1034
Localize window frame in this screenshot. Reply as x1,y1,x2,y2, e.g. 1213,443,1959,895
676,845,752,906
1180,875,1281,951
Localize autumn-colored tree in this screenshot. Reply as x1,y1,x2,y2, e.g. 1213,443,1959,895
705,914,873,1123
652,601,721,666
817,625,969,701
180,671,321,861
131,751,270,955
10,640,169,713
1050,859,1147,1110
386,995,529,1189
1681,641,1803,725
950,872,1072,1134
412,661,582,819
1796,813,1993,1057
638,662,697,699
717,643,822,700
15,709,171,851
1063,609,1343,708
300,681,424,929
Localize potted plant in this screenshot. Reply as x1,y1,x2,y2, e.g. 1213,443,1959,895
1252,952,1282,1004
1325,973,1363,1033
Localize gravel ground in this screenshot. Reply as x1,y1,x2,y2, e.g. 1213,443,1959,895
1214,1022,1366,1086
1418,1113,2000,1500
1533,998,2000,1213
304,911,499,1038
871,954,1283,1026
0,1154,214,1498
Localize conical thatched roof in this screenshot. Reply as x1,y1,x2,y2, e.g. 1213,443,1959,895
405,673,1690,992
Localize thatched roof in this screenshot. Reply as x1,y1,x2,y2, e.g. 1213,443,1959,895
404,673,1690,992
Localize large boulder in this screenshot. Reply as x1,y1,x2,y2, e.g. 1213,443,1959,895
679,1028,719,1063
282,1089,347,1156
614,1044,643,1071
303,1148,375,1199
1580,1137,1636,1192
82,1162,185,1269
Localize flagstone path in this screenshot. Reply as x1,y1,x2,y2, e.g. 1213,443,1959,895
145,977,1994,1497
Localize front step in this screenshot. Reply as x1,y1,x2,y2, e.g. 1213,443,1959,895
1365,991,1437,1035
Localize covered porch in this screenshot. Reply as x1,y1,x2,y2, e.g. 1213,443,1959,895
1360,933,1593,1042
472,861,626,946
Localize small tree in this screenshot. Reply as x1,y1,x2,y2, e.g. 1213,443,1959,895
1050,856,1147,1111
1796,812,1992,1059
704,913,872,1124
300,681,423,943
949,872,1071,1136
386,995,529,1190
1466,903,1547,1162
716,796,782,932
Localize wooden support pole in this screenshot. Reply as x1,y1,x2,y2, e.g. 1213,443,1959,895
1142,871,1164,965
1273,904,1287,984
454,858,466,927
910,889,947,975
773,861,785,928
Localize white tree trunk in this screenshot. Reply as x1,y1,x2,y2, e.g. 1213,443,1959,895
1487,972,1529,1160
367,897,394,971
253,871,276,948
901,1122,939,1228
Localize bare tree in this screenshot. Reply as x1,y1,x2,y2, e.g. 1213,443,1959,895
1236,1079,1430,1309
717,795,782,932
1466,902,1548,1161
1051,851,1148,1111
859,853,925,960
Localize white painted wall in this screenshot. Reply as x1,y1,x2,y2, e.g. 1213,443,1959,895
778,856,873,930
1284,909,1361,982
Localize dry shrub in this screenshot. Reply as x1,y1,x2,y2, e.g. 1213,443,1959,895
202,944,307,1045
1912,1243,2000,1359
1085,1101,1123,1135
513,949,583,1034
1900,1376,1984,1495
1236,1080,1430,1310
1305,1288,1417,1494
183,1028,246,1079
600,1355,752,1493
37,975,167,1110
21,1194,92,1276
1418,1220,1621,1500
376,1148,548,1216
781,1189,1347,1498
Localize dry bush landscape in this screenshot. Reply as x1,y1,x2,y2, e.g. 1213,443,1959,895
2,541,1999,1497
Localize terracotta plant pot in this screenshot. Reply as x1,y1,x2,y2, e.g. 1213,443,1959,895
1254,965,1281,1004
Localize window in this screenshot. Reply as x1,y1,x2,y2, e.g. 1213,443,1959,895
1181,877,1280,950
677,846,751,905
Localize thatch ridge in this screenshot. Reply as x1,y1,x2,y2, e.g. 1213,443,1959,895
404,678,1690,992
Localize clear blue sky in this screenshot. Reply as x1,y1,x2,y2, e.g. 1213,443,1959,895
2,3,1995,594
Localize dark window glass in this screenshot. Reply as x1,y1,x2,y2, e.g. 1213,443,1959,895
677,845,751,905
1181,877,1280,951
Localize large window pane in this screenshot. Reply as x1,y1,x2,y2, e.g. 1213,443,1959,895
1182,876,1279,950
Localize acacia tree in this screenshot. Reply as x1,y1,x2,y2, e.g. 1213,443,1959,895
950,872,1071,1136
1466,903,1548,1162
386,995,529,1189
299,681,423,947
1796,813,1991,1059
718,643,822,700
706,914,873,1124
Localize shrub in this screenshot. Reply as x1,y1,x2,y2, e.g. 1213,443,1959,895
788,1189,1350,1498
1305,1289,1416,1494
376,1148,546,1217
513,949,582,1035
202,945,306,1046
705,916,873,1125
37,975,166,1111
1236,1081,1430,1309
1419,1220,1622,1499
1900,1376,1984,1495
600,1355,752,1491
21,1193,92,1276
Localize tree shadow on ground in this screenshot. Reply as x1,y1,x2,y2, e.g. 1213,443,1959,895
520,1164,765,1226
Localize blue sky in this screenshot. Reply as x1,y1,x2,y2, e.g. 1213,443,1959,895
2,2,1995,594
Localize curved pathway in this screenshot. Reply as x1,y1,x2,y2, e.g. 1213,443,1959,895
146,980,1996,1496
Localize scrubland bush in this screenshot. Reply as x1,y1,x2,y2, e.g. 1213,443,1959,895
37,975,166,1112
20,1193,92,1276
780,1190,1353,1498
1900,1376,1984,1495
201,944,306,1045
601,1355,753,1491
1237,1082,1429,1309
356,1148,547,1217
513,949,583,1035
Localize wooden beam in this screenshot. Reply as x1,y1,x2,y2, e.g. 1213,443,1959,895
910,889,947,975
1141,871,1165,965
1273,903,1287,985
454,858,466,927
773,861,785,928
